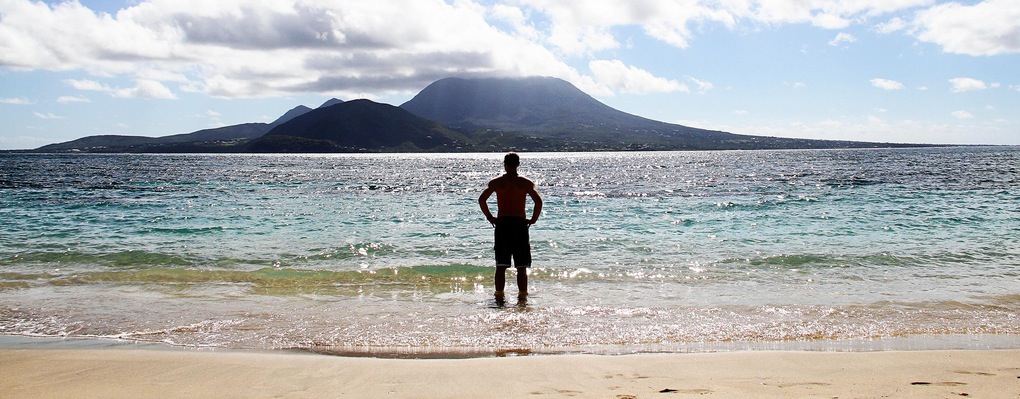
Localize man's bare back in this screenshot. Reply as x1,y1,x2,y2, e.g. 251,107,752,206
478,154,542,226
486,174,536,219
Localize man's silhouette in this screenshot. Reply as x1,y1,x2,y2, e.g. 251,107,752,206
478,152,542,299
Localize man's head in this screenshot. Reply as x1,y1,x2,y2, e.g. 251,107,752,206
504,152,520,168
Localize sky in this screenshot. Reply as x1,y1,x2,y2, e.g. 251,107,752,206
1,0,1018,150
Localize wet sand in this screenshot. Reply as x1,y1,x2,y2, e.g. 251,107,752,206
2,347,1018,398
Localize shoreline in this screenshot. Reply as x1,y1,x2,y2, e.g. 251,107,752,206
2,346,1018,398
3,333,1020,359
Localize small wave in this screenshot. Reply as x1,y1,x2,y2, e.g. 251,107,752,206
15,264,494,291
1,250,194,267
823,176,884,188
145,226,228,235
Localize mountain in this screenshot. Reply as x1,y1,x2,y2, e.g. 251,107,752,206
268,106,313,129
400,76,892,150
318,98,344,108
401,77,665,134
399,76,740,148
246,99,471,152
35,123,271,153
30,78,923,153
35,98,347,152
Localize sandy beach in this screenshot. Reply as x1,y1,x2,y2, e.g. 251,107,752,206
1,347,1018,398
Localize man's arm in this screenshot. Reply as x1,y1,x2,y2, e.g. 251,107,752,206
527,188,542,225
478,186,497,226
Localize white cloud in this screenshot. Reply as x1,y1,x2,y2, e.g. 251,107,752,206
828,32,857,46
0,0,1005,103
64,77,176,99
688,77,714,94
913,0,1020,56
949,77,988,93
518,0,933,54
489,5,540,41
713,115,1007,145
114,79,177,99
871,78,905,90
811,13,852,30
724,0,932,29
588,59,688,94
0,0,577,98
57,95,91,103
517,1,713,52
951,110,974,119
1,97,33,105
64,79,108,91
33,112,64,119
874,17,907,34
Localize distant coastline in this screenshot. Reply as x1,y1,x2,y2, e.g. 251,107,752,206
18,77,946,153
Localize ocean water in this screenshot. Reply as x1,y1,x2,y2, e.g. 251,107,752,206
1,147,1018,356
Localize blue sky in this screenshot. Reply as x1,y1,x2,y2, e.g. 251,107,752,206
1,0,1018,149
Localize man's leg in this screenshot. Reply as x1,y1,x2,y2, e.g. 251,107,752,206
495,266,509,294
516,267,528,296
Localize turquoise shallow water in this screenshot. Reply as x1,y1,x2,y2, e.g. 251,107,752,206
1,147,1019,354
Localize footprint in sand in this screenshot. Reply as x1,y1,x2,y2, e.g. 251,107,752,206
658,388,714,394
954,370,996,376
910,381,967,387
777,382,832,388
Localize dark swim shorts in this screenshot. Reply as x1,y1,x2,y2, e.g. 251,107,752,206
494,217,531,267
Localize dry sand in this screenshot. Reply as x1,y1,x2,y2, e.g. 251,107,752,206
2,348,1018,398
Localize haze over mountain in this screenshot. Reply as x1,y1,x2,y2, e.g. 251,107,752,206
29,77,921,153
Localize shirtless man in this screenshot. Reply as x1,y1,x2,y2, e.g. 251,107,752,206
478,152,543,298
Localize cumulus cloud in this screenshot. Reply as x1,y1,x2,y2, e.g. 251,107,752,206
874,17,907,34
687,77,714,94
871,78,905,90
828,32,857,46
64,79,108,92
517,0,934,53
64,78,177,99
0,0,1011,102
588,59,688,94
489,5,540,41
951,110,974,119
518,1,707,53
115,79,177,99
1,97,33,105
723,115,1004,145
0,0,574,98
913,0,1020,56
57,96,91,103
949,77,988,93
33,112,64,119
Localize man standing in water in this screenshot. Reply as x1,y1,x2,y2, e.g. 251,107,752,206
478,152,542,300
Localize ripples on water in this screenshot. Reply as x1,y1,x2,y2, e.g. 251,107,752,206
1,147,1019,354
